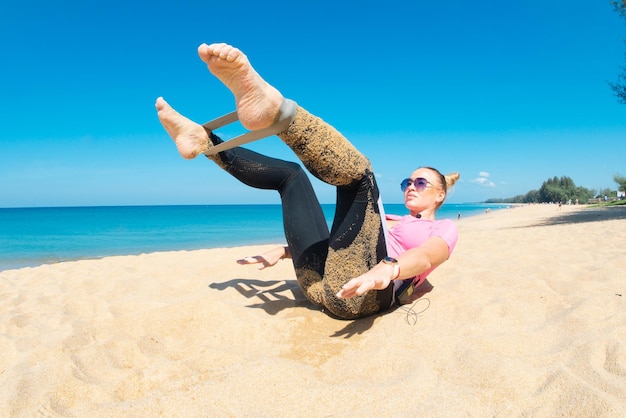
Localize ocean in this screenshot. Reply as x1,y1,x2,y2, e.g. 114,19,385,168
0,203,508,271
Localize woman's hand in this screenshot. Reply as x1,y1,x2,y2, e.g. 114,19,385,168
336,265,393,299
236,246,289,270
337,236,451,299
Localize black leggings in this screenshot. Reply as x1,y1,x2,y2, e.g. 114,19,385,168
207,105,393,319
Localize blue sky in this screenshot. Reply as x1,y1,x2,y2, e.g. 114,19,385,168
1,0,625,207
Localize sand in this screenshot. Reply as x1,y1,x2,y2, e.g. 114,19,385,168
1,204,625,417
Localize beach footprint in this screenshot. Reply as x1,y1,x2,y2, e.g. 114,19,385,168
603,327,626,377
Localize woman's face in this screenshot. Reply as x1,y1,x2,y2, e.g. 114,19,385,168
402,168,445,214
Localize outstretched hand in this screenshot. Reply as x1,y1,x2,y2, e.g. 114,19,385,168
236,246,287,270
336,270,391,299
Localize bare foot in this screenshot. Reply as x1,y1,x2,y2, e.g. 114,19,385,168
155,97,210,159
197,43,283,131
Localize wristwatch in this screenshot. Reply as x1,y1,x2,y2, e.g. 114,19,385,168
382,256,401,280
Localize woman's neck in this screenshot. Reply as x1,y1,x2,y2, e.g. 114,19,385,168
410,209,436,220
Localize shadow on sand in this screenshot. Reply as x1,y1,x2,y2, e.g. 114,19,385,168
531,205,626,227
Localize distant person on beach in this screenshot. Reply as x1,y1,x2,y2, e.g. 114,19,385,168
156,43,459,319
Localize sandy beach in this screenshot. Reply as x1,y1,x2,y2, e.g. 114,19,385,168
1,204,625,417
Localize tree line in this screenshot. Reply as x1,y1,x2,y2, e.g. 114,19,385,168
485,174,626,204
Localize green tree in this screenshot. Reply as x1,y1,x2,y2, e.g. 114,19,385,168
598,187,614,198
614,173,626,191
534,176,594,203
538,176,576,202
486,176,598,204
575,186,594,202
524,189,540,203
611,1,626,104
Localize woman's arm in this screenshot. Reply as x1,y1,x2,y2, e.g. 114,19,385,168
236,245,290,270
336,236,450,299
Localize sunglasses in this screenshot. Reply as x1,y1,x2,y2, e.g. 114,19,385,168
400,177,436,192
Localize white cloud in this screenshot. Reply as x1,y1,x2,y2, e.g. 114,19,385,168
471,172,496,187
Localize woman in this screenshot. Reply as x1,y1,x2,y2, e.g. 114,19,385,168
156,43,459,320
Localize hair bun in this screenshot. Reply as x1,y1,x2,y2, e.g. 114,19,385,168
444,172,460,188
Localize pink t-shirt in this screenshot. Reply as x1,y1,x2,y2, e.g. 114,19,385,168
385,214,459,287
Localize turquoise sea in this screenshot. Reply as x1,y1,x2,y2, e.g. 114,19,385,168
0,203,508,271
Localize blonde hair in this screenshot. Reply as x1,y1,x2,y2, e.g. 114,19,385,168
422,167,460,209
443,172,460,190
